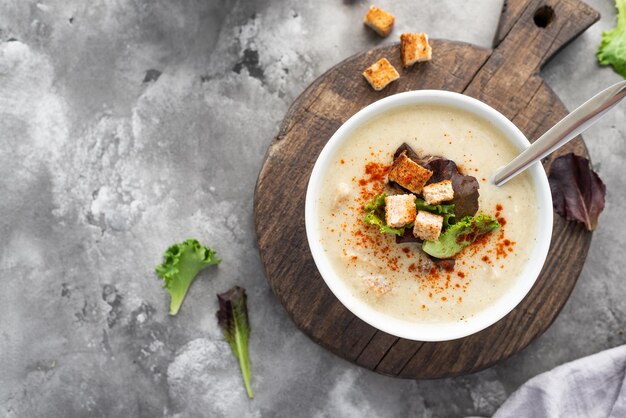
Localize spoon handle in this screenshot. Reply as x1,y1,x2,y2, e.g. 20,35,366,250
494,80,626,186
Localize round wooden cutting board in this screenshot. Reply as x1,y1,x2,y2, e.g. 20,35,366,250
254,0,599,379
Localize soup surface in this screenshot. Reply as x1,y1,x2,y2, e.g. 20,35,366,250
316,104,538,323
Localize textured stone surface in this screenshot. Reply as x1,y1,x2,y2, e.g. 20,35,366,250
0,0,623,417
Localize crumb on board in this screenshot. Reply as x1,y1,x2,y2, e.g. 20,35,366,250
362,58,400,91
400,32,432,67
364,6,395,37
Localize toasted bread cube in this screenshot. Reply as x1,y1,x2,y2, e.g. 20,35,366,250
413,211,443,241
364,6,395,37
388,152,433,193
362,58,400,91
385,194,417,228
400,32,432,66
400,32,432,67
423,180,454,205
366,275,391,296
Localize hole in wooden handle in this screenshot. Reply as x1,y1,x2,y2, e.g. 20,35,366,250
533,5,555,28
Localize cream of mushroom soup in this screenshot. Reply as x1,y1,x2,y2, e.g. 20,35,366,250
315,104,538,323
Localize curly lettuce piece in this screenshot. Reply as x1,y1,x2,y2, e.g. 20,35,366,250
364,212,408,236
422,215,500,259
364,193,386,212
597,0,626,77
363,193,407,236
155,239,220,315
217,286,254,399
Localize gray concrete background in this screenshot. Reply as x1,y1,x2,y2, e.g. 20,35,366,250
0,0,624,417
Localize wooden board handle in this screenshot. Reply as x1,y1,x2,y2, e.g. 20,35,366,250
464,0,599,123
493,0,599,69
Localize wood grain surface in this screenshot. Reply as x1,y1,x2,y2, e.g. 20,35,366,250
254,0,600,379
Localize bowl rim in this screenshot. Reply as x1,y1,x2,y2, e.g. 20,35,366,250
304,90,553,342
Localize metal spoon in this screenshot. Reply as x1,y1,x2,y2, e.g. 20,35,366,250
493,80,626,186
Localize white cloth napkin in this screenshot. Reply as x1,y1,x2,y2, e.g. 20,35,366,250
487,345,626,417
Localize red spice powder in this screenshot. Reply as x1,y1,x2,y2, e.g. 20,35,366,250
494,228,516,259
353,170,403,272
494,204,507,225
364,162,389,183
461,232,492,258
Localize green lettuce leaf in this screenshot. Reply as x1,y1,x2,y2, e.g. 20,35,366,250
217,286,254,399
363,193,407,236
597,0,626,77
155,239,220,315
364,193,386,212
422,214,500,259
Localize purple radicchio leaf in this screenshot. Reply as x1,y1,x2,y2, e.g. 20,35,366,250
548,153,606,231
393,143,421,162
428,255,456,271
395,228,423,244
423,159,480,219
217,286,254,398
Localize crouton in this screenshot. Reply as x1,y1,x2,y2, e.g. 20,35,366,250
385,194,417,228
388,151,433,193
400,32,432,67
365,275,391,296
362,58,400,91
422,180,454,205
413,211,444,241
364,6,395,37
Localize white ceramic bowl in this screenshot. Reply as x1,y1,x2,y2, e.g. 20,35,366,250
305,90,553,341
